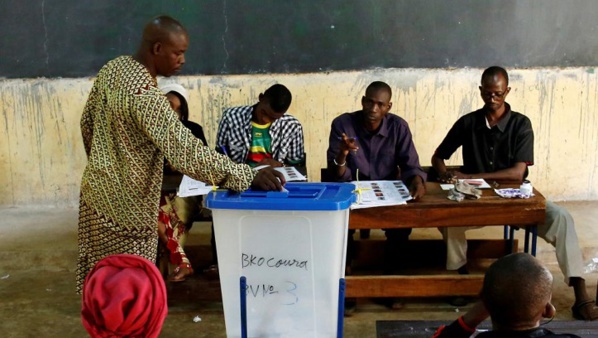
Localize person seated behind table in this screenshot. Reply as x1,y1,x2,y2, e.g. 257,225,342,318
431,66,598,320
157,83,208,282
434,252,581,338
215,83,305,168
211,84,305,276
81,254,168,338
326,81,426,314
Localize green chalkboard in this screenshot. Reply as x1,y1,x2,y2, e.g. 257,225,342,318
2,0,598,78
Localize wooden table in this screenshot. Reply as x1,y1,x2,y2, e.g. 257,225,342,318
345,181,546,298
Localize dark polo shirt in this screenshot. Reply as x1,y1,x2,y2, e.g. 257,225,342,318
435,103,534,178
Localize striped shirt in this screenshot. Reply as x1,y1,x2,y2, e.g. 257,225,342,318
246,121,273,167
216,105,305,165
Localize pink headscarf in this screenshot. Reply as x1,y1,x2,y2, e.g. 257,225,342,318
81,254,168,338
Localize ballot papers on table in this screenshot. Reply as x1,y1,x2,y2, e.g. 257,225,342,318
253,165,307,182
178,166,305,198
177,175,214,197
350,180,412,209
275,166,307,182
440,178,492,191
494,188,535,199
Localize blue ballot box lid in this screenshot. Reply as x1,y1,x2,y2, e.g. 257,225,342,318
205,182,356,211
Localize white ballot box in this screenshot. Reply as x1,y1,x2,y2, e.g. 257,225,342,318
206,182,356,338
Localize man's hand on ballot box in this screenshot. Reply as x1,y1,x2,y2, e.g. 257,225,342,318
251,166,286,191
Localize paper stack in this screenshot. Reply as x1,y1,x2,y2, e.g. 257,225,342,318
350,180,412,210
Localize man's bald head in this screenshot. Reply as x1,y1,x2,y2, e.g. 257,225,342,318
481,66,509,87
135,16,189,78
141,16,187,47
481,253,553,329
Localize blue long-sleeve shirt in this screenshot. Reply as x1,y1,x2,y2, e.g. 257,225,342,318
326,110,426,183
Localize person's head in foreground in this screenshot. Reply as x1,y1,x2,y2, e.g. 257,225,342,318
81,254,167,338
482,252,555,331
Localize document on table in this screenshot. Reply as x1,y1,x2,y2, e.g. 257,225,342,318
275,166,307,182
440,178,491,190
350,180,412,210
494,188,534,199
179,166,304,197
177,175,214,197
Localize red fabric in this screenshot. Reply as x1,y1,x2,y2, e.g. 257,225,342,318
432,325,446,338
457,315,476,332
81,254,167,338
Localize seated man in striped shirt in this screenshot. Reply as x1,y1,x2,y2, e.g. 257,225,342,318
216,84,305,168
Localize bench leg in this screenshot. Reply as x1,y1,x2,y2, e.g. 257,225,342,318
531,226,538,256
524,228,530,253
505,226,516,254
523,226,538,256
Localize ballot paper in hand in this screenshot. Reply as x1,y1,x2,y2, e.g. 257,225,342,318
275,166,307,182
177,175,214,197
253,165,307,182
350,180,412,210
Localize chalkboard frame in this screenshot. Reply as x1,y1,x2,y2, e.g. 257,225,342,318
2,0,598,78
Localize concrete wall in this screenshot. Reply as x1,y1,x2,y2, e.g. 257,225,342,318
1,67,597,206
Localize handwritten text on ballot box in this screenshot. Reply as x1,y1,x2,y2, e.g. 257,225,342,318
206,183,356,338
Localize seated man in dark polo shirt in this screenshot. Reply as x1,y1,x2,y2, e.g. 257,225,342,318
326,81,426,314
431,66,597,321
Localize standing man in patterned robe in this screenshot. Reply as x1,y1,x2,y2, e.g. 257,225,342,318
77,16,284,293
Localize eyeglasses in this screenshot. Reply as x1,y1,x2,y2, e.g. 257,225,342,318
480,88,509,99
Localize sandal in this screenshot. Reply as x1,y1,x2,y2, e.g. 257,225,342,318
168,263,193,283
572,299,598,321
203,264,219,280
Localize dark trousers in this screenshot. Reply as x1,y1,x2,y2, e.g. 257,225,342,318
346,228,412,274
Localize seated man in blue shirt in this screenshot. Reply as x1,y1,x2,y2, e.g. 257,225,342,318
216,84,305,168
431,66,597,320
326,81,426,312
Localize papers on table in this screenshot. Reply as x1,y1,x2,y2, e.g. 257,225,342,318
253,165,307,182
350,180,412,210
494,188,535,199
177,175,214,197
178,166,305,197
274,166,307,182
440,179,491,190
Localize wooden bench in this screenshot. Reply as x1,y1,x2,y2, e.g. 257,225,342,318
346,181,545,297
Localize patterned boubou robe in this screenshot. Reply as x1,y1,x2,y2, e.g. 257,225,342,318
77,56,255,293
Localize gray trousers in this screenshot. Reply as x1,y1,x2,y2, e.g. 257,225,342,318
440,200,584,283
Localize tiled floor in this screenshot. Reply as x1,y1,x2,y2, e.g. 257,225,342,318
0,201,597,337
